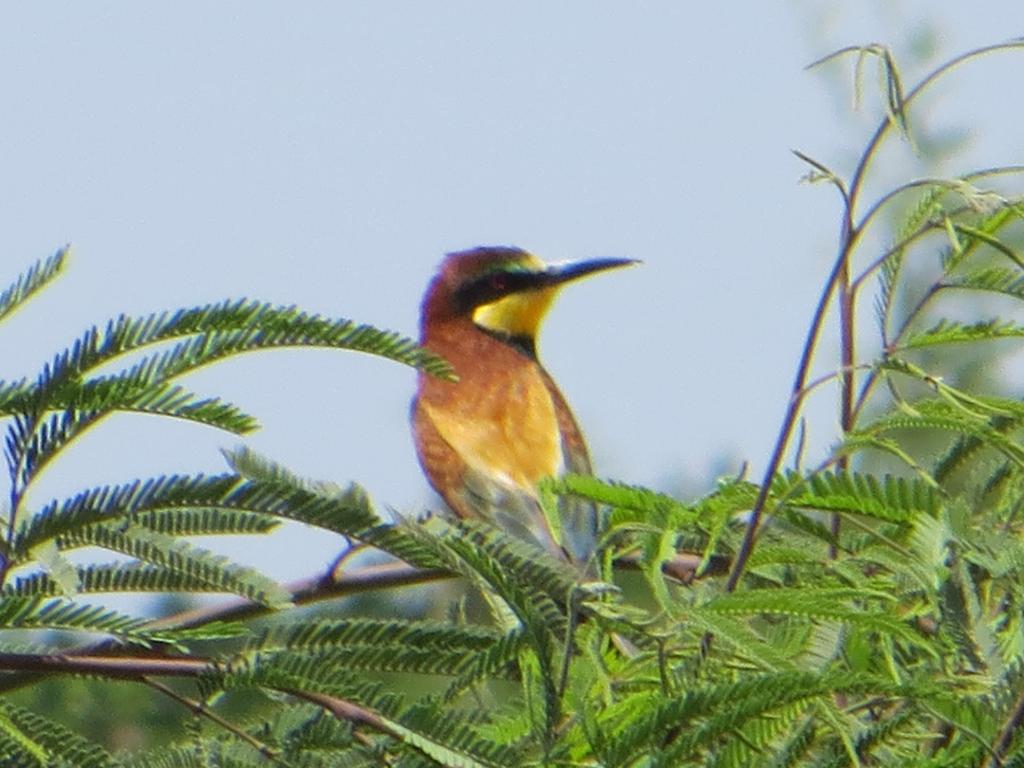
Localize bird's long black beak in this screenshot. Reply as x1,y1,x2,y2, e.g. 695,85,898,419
543,257,638,287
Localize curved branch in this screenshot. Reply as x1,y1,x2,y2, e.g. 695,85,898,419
0,651,409,751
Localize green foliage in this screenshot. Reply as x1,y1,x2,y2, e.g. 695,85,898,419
2,40,1024,768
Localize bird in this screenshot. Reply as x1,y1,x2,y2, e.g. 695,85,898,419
411,246,635,563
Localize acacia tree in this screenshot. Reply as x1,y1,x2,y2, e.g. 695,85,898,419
2,41,1024,767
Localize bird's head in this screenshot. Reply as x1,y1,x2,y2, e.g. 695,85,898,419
421,246,636,352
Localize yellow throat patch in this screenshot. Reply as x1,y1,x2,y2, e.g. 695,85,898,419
472,287,559,341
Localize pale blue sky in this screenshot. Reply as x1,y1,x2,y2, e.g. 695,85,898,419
1,3,1022,578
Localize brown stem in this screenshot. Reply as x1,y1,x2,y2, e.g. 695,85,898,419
0,652,211,678
834,249,855,560
294,690,398,737
0,650,407,755
144,677,278,759
725,218,852,592
159,561,451,631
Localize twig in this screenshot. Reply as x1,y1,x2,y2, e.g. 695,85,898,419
725,221,852,592
295,690,395,735
144,677,278,759
292,690,399,762
0,651,402,762
158,560,451,631
0,652,210,677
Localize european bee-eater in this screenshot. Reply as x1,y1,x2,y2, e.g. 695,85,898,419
412,246,635,561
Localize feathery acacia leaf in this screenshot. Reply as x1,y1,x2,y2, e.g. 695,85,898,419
252,617,503,654
605,671,926,767
14,474,247,555
30,300,451,408
940,199,1021,274
777,470,941,522
128,507,279,537
900,319,1024,349
56,524,292,608
0,380,34,417
0,596,191,648
699,588,924,647
547,475,698,525
4,563,259,598
876,185,945,340
246,618,520,681
0,248,68,326
204,655,512,768
850,398,1024,468
0,699,111,768
941,265,1024,301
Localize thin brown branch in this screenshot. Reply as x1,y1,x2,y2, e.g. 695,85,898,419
296,690,398,737
0,649,401,760
144,677,278,759
0,652,211,678
725,192,853,591
158,560,451,631
614,551,729,582
835,236,855,559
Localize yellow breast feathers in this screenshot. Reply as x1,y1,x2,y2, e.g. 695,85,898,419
421,370,563,493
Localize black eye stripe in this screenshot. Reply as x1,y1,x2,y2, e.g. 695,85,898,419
455,270,541,313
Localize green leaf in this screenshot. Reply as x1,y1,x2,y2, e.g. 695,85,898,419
1,300,451,493
605,670,930,767
14,474,250,555
253,617,503,653
57,524,292,608
0,699,111,768
942,265,1024,301
700,587,931,651
245,618,516,681
877,185,945,339
34,300,452,406
0,379,34,415
0,248,68,326
0,596,181,648
67,379,258,433
4,563,264,598
129,507,279,537
5,386,257,491
549,475,698,526
779,470,941,523
941,201,1019,274
851,398,1024,470
205,655,513,767
900,319,1024,349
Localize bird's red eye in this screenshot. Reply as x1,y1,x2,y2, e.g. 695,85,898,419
491,274,507,291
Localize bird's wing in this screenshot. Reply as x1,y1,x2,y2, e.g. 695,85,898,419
537,369,599,564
